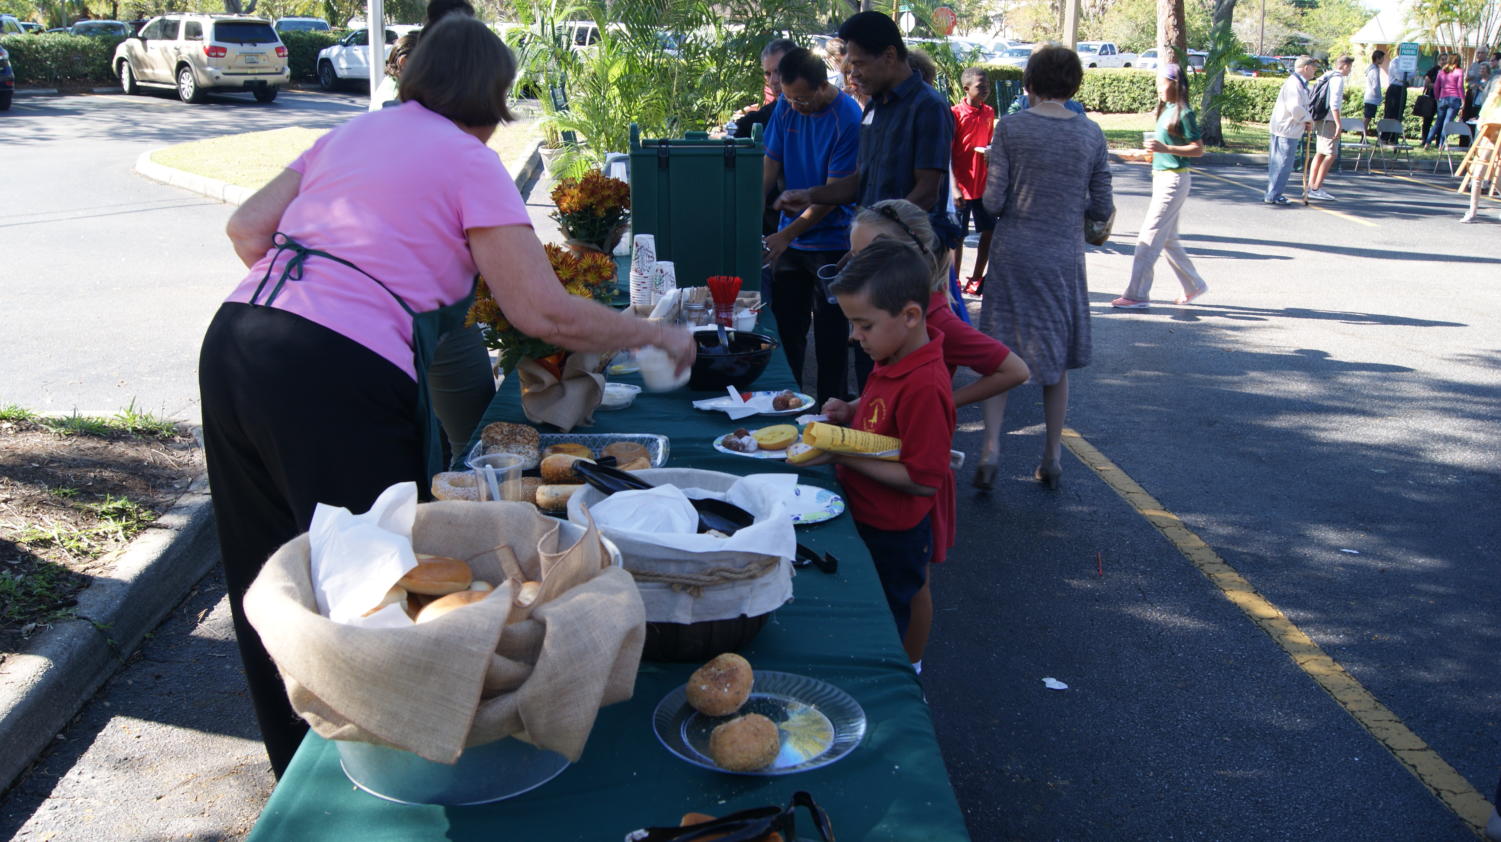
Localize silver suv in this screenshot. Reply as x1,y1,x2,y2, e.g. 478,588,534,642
114,14,289,104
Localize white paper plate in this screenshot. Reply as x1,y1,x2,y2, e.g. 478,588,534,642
694,391,816,418
786,485,845,525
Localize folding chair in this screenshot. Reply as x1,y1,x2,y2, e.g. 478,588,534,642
1374,118,1415,174
1337,117,1373,173
1435,121,1473,175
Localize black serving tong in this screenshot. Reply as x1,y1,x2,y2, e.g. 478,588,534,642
572,461,756,536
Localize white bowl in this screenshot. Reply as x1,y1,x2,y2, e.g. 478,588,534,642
600,382,641,411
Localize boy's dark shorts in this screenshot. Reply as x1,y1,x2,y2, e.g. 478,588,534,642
957,200,996,235
855,515,932,640
1363,102,1379,121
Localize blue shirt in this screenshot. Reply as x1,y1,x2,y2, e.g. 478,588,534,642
856,70,954,239
764,92,864,251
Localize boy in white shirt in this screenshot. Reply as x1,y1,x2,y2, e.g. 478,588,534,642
1308,55,1354,201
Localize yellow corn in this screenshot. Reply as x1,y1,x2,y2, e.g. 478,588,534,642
801,422,901,460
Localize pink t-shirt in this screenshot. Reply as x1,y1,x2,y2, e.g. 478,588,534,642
1434,68,1465,100
225,101,532,379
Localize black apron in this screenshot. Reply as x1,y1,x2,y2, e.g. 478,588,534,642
249,232,474,486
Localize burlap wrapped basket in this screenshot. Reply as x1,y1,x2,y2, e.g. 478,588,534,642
244,501,645,765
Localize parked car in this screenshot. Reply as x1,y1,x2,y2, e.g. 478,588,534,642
274,17,330,33
21,21,43,33
315,26,419,89
1233,55,1288,77
0,42,13,110
994,44,1034,69
114,15,289,103
70,20,133,37
1077,41,1136,68
1,14,27,34
1137,47,1207,71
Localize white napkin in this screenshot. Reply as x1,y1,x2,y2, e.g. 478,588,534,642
584,474,798,557
589,485,700,534
309,481,419,627
692,386,779,420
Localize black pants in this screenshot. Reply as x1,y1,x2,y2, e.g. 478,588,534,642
199,303,425,778
770,247,851,405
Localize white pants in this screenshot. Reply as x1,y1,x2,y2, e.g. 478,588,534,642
1123,169,1206,302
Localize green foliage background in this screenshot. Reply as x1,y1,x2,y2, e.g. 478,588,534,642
278,28,338,79
0,32,121,83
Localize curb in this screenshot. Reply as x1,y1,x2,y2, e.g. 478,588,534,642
14,87,119,97
0,469,218,793
135,136,546,206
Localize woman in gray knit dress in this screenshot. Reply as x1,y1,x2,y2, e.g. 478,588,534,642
977,44,1113,488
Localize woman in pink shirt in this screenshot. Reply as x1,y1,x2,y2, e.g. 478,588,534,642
1425,55,1467,147
198,16,693,778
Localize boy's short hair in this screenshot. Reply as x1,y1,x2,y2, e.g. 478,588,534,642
961,66,988,87
779,47,828,89
1023,44,1083,100
423,0,473,27
1371,49,1386,62
838,11,907,62
1294,55,1318,71
830,238,931,316
1336,54,1354,68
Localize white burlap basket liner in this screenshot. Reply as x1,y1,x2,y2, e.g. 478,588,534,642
244,501,645,765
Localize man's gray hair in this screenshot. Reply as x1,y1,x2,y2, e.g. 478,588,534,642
1295,55,1319,70
762,38,798,59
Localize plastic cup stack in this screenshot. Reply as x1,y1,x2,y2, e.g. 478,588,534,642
652,261,677,306
630,235,657,315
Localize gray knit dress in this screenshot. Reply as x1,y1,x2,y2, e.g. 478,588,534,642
979,108,1114,385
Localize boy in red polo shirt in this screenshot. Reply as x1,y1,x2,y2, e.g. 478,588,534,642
809,238,956,672
952,68,996,295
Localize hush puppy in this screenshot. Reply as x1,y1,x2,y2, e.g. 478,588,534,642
708,714,781,772
685,653,754,717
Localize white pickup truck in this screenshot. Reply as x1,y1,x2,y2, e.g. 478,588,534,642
1076,41,1137,69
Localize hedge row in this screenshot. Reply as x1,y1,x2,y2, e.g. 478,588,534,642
0,33,123,85
979,65,1427,137
280,30,342,81
0,30,341,86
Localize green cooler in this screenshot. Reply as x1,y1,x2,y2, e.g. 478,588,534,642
628,123,766,290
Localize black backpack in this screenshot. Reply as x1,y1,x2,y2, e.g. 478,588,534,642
1308,71,1337,122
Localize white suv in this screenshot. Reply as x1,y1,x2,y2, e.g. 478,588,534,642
114,14,290,103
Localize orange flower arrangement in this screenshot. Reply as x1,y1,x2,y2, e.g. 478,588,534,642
468,244,618,374
550,169,630,251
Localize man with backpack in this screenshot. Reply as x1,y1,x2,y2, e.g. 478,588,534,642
1265,56,1320,205
1307,56,1353,201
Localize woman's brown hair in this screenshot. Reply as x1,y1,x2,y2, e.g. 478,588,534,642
399,15,515,126
1154,67,1190,141
1023,44,1084,101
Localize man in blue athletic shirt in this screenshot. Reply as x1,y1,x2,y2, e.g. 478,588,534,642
762,46,864,404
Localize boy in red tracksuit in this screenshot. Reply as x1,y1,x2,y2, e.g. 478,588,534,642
808,238,956,673
952,68,996,295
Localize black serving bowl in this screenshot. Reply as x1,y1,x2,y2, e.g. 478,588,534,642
688,330,779,392
643,613,771,662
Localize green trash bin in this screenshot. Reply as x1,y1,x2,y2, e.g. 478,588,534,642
628,123,765,291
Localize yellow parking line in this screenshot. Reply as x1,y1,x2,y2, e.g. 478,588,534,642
1193,168,1380,227
1382,171,1501,205
1061,428,1494,835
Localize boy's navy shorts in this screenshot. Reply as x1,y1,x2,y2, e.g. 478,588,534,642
957,199,996,235
855,515,933,640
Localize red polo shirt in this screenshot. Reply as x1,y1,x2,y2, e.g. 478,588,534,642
950,100,995,201
928,292,1010,378
837,327,957,563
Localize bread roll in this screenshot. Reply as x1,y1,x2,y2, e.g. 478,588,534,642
540,453,593,483
415,589,489,623
686,653,754,717
708,714,780,772
785,442,822,466
515,580,541,607
470,580,493,592
616,455,651,472
481,422,541,469
399,555,473,595
536,483,584,513
602,441,650,465
519,476,543,507
544,442,595,459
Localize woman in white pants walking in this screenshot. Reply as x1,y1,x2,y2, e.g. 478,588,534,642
1112,64,1208,309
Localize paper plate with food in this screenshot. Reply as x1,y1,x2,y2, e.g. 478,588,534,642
653,654,866,776
713,424,798,459
694,389,815,418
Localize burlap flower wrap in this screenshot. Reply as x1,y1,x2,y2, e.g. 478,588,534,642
517,351,605,432
244,501,645,765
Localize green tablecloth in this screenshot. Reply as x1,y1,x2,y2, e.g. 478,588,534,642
247,337,969,841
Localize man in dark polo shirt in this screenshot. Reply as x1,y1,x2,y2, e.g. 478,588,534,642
774,12,956,246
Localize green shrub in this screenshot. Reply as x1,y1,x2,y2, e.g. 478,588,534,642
1076,68,1159,113
279,30,341,81
0,33,121,85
